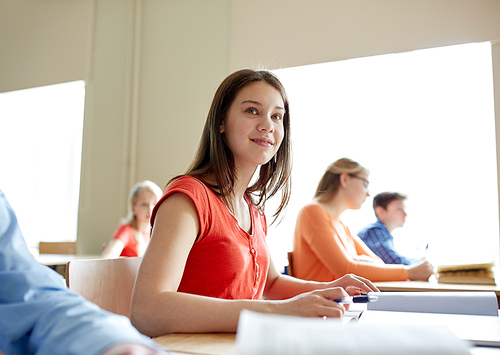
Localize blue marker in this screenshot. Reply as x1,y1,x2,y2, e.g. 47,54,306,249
333,294,378,304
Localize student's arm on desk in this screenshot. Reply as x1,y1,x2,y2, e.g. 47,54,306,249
130,193,377,336
405,260,435,281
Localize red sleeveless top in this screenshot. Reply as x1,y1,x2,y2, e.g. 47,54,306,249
151,176,269,300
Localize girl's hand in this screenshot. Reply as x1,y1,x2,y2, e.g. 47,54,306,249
405,260,434,281
274,287,349,318
325,274,379,295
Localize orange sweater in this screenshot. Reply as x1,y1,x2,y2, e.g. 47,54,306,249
292,202,408,282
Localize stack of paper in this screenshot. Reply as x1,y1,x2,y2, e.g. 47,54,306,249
437,262,496,285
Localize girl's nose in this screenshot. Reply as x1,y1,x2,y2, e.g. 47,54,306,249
258,117,274,132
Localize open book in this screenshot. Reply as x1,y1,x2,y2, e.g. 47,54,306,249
236,309,471,355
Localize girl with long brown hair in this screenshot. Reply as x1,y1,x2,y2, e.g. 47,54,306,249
131,70,377,336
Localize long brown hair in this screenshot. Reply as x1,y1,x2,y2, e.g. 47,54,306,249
170,69,292,223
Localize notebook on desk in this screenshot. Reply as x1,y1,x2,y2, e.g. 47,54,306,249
357,310,500,347
366,291,499,316
355,291,500,347
437,262,496,285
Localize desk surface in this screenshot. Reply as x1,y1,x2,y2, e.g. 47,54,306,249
154,333,236,355
35,254,101,266
153,281,500,354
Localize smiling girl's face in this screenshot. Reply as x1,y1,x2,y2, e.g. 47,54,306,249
220,81,285,173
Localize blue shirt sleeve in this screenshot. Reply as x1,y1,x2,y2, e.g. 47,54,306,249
0,190,166,355
358,222,418,265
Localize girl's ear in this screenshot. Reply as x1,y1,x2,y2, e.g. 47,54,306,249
339,173,349,188
220,120,225,133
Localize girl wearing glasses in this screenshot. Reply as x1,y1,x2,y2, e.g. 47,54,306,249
292,158,433,283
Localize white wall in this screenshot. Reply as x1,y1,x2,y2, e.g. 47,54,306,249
77,0,230,253
135,1,230,184
0,0,92,93
229,0,500,70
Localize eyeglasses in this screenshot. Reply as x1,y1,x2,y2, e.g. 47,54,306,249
349,174,369,192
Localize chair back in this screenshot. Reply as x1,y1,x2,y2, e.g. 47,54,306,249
66,257,142,318
39,241,77,254
287,251,294,277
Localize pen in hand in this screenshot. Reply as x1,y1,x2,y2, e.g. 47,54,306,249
332,294,378,304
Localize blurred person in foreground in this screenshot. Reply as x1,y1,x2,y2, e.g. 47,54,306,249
0,189,168,355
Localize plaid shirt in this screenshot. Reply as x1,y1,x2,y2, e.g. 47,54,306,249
357,220,418,265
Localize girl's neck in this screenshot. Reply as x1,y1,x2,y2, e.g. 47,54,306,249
225,174,252,215
224,173,253,234
227,163,256,200
316,195,347,219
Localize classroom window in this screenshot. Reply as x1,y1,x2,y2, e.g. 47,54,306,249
268,42,499,268
0,81,85,248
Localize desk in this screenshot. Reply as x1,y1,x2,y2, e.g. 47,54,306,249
154,333,236,355
374,280,500,307
35,254,101,277
153,332,500,355
35,254,101,266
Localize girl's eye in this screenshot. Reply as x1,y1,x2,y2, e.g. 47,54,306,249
272,114,283,120
246,108,258,114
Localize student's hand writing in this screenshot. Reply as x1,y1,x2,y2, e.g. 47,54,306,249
325,273,379,295
275,287,349,318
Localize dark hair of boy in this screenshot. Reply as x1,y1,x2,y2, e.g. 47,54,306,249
373,192,407,210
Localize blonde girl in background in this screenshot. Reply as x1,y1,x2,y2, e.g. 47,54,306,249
102,180,163,258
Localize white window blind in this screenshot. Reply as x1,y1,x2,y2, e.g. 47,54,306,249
268,42,498,268
0,81,85,248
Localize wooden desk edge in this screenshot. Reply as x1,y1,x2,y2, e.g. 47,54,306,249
36,254,102,266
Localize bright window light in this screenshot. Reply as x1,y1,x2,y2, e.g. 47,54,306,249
0,81,85,248
268,42,498,268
